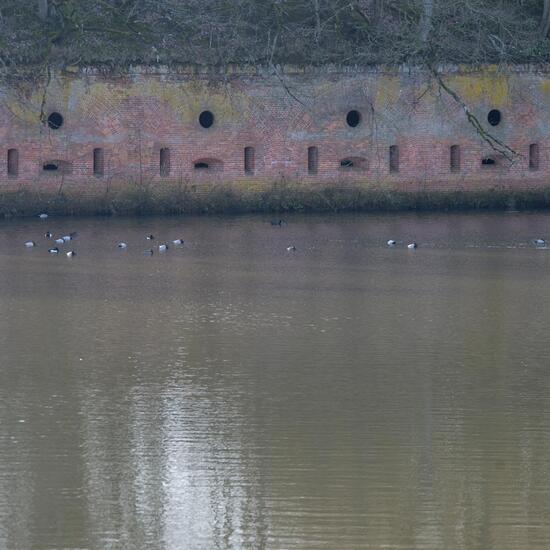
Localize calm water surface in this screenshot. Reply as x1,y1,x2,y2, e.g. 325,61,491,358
0,212,550,550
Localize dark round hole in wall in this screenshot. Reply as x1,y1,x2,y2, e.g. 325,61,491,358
199,111,214,128
487,109,501,126
346,110,361,128
481,157,496,166
43,162,59,171
47,112,64,130
194,162,209,169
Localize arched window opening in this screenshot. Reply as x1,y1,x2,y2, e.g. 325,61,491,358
93,148,104,177
160,147,170,177
244,147,255,175
339,157,367,171
193,158,223,172
308,146,318,175
7,149,18,177
529,143,539,171
389,145,399,173
42,160,72,174
481,157,496,167
450,145,460,173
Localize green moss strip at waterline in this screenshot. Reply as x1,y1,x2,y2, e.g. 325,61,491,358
2,182,550,218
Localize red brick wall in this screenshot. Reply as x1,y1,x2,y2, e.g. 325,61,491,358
1,65,550,191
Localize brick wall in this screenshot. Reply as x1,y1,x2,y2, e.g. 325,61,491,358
1,65,550,192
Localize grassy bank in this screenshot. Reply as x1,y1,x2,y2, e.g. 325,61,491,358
2,181,550,218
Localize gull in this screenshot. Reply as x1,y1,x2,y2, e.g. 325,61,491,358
407,243,417,249
25,241,36,248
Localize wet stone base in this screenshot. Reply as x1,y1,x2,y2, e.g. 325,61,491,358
1,181,550,218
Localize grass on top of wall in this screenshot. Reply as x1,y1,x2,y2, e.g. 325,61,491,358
2,180,550,218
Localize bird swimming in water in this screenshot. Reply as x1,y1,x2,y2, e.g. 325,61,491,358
44,231,53,239
158,243,168,252
172,238,184,245
66,250,76,257
24,241,36,248
48,247,60,254
407,242,417,249
143,249,154,256
117,242,128,249
146,234,155,240
286,245,296,252
38,213,48,219
271,219,284,226
62,235,72,242
55,238,64,244
533,238,546,246
387,240,396,246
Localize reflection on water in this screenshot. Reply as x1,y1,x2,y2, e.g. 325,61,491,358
0,212,550,549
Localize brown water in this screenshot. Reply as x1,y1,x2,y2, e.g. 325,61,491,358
1,212,550,550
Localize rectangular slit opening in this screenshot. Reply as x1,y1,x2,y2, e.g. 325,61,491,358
93,148,104,177
389,145,399,173
529,143,539,171
244,146,255,175
308,146,318,175
450,145,460,173
160,148,170,177
7,149,18,177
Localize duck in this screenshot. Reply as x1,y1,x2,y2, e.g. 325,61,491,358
172,238,184,245
146,234,155,240
48,247,60,254
533,238,546,246
271,219,284,226
55,238,65,245
24,240,36,248
387,240,397,246
44,231,53,239
286,245,297,252
38,213,48,219
62,235,72,242
158,243,169,252
407,242,417,249
117,242,128,249
143,249,154,256
66,250,77,258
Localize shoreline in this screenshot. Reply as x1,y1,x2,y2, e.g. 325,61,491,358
2,183,550,219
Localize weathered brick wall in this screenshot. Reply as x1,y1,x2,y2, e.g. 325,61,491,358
1,64,550,192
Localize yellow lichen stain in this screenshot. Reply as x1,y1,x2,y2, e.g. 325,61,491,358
374,75,401,107
539,79,550,95
448,73,510,106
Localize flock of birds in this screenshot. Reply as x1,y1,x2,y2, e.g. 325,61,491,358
21,214,548,257
24,213,185,257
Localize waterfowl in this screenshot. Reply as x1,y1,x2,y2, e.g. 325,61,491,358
44,231,53,239
146,234,155,240
62,235,72,242
117,242,128,249
533,238,546,246
55,238,65,244
38,213,48,219
48,247,60,254
286,245,297,252
172,238,184,245
66,250,77,257
387,240,397,246
143,249,154,256
407,242,417,249
24,241,36,248
159,243,169,252
271,219,284,226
